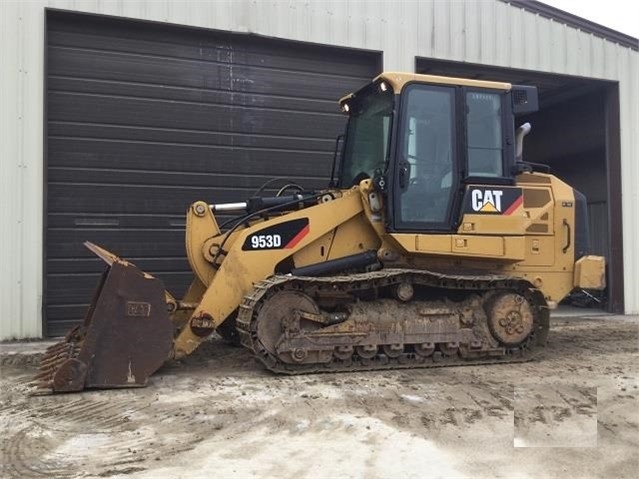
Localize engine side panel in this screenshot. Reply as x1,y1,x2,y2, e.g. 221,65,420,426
383,173,587,304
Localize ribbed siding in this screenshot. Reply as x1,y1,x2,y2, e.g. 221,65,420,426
618,46,639,314
0,2,21,339
0,2,45,339
29,0,634,78
1,0,638,340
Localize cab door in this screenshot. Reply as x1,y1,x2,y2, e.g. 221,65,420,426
391,83,460,232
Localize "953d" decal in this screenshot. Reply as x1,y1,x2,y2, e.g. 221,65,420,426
242,218,310,251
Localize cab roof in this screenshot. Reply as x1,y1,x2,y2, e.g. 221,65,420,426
377,71,511,91
339,71,511,104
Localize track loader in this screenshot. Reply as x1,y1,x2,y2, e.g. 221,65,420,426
36,72,606,392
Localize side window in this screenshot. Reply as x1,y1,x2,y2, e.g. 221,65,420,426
398,86,455,226
466,92,503,177
340,89,394,187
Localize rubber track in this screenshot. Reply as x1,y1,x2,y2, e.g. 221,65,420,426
235,269,549,374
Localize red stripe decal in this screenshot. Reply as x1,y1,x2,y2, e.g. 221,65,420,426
285,224,310,249
503,195,523,215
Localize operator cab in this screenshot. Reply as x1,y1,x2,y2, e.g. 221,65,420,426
337,72,538,233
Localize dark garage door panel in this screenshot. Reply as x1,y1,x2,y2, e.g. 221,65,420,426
47,139,332,178
45,11,381,336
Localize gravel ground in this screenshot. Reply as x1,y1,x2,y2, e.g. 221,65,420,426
0,314,637,479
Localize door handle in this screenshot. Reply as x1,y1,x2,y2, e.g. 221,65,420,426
562,218,571,253
398,161,411,189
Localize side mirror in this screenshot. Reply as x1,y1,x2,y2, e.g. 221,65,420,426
373,168,387,193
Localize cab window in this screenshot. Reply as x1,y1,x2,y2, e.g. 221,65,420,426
397,84,456,228
466,92,503,177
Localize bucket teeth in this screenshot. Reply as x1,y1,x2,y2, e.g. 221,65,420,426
35,370,56,381
41,351,70,366
34,342,80,389
28,373,54,393
42,342,80,363
34,371,54,381
46,341,70,352
40,356,64,368
40,359,67,371
37,365,54,375
37,361,66,375
44,344,72,356
32,338,85,393
32,380,54,391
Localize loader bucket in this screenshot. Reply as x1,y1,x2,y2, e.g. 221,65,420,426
34,242,174,393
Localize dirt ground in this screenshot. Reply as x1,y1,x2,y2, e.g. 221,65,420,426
1,314,637,479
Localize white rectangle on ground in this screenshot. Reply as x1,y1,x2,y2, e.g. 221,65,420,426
514,385,598,447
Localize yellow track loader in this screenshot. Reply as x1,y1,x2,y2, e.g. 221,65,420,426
35,72,605,392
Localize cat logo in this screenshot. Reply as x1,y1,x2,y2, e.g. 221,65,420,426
463,187,523,216
471,189,503,213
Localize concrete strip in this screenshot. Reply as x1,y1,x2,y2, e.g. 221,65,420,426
0,340,59,367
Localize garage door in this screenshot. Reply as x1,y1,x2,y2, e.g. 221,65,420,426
45,11,381,336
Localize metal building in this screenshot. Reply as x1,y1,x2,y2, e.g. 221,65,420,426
1,0,637,340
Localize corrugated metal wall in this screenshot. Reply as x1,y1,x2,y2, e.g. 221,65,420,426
1,0,638,339
0,2,45,339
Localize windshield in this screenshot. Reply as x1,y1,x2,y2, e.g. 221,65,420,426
339,87,394,187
